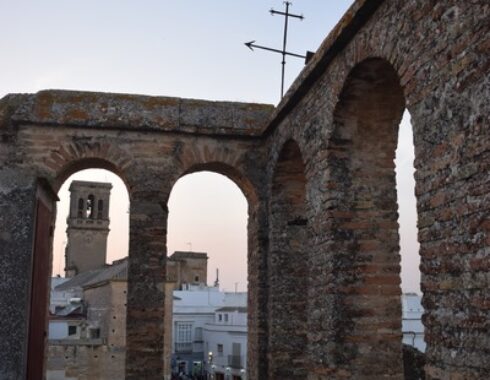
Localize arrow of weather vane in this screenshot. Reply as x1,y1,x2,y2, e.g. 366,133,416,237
245,1,313,98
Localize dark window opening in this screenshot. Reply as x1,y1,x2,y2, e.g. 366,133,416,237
89,328,100,339
97,199,103,219
68,325,77,336
78,198,84,218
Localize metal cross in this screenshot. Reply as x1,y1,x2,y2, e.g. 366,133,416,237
245,2,307,98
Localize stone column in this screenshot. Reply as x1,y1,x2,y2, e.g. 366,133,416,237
247,197,269,380
0,171,37,379
0,171,57,379
125,187,168,379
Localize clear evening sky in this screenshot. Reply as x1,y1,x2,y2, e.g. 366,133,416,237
0,1,420,293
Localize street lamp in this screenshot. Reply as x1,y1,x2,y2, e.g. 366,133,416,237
240,368,246,380
208,352,214,380
226,366,231,380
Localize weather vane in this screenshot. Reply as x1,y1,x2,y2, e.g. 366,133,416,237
245,1,312,98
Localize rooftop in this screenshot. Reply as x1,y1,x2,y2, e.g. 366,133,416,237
69,180,112,190
169,251,208,260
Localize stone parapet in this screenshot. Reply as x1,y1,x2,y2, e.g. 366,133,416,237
6,90,273,137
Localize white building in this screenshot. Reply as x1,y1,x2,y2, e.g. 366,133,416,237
402,293,426,352
204,306,247,380
172,286,222,376
48,277,70,314
171,285,247,379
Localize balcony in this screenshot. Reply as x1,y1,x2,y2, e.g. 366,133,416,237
174,342,193,353
227,355,243,369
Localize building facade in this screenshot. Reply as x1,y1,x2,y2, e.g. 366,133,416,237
171,288,247,380
205,307,247,380
402,293,425,353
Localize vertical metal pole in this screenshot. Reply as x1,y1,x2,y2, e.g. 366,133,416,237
281,2,290,98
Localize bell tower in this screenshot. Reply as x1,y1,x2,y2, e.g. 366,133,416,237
64,180,112,277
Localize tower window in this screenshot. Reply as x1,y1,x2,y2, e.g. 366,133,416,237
78,198,84,218
87,194,95,218
98,200,104,219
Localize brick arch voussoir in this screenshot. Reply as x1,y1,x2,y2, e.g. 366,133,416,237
178,141,242,172
170,142,257,206
46,139,133,192
268,133,309,191
329,29,415,117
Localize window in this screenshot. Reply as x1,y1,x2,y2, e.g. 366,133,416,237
224,314,229,322
87,194,95,218
217,344,223,356
194,275,199,282
218,314,222,322
175,322,193,353
194,327,203,342
78,198,84,218
89,327,100,339
176,323,192,343
97,199,104,219
68,325,77,336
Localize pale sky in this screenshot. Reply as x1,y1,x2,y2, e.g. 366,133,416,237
0,1,420,293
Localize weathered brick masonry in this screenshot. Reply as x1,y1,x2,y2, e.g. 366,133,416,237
0,0,488,379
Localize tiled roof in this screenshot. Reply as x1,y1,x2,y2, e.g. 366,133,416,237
55,258,128,291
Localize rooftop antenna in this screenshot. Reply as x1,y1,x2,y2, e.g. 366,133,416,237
245,1,311,99
214,268,220,288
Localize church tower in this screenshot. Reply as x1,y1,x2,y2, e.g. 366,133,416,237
64,181,112,277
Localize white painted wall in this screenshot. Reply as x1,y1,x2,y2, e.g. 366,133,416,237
48,321,70,339
49,277,72,313
402,294,426,352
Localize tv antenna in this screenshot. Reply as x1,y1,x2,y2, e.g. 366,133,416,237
245,2,312,98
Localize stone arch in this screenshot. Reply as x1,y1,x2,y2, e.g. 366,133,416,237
268,138,309,378
168,158,265,377
326,57,407,377
42,139,133,193
174,141,258,202
53,156,131,194
177,161,259,207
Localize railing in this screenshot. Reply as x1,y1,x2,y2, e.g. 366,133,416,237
227,355,243,369
174,342,193,353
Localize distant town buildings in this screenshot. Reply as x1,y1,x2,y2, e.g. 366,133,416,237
402,293,426,353
46,180,424,379
171,286,247,379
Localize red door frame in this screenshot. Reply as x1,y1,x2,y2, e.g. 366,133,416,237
26,180,57,380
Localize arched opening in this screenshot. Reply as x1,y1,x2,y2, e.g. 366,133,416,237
268,139,309,378
328,58,422,376
86,194,95,218
77,198,84,218
97,199,104,219
166,170,249,380
46,168,130,379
